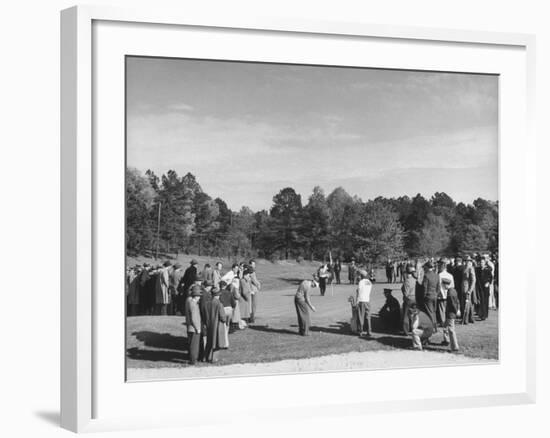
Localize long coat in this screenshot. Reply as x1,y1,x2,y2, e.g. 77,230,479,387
239,277,252,319
204,297,227,361
155,267,171,305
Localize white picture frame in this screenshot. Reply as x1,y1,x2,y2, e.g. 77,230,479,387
60,5,536,433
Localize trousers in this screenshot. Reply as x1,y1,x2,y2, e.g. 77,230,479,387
295,299,311,336
443,318,459,350
187,331,200,364
356,301,371,335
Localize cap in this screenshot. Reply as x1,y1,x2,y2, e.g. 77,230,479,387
163,260,172,267
383,288,393,293
441,277,452,285
190,259,198,265
173,263,182,269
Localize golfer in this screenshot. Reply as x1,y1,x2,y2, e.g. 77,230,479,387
294,275,318,336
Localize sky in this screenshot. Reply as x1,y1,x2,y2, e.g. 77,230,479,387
126,57,498,211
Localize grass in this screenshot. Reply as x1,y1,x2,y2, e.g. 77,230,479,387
126,255,498,369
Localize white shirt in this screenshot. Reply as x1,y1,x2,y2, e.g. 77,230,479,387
356,279,372,303
220,270,235,284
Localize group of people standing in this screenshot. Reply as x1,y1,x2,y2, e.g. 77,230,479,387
400,253,498,351
126,258,261,364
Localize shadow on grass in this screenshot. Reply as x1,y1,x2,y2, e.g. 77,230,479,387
132,331,187,351
127,347,189,363
248,325,298,336
128,331,191,363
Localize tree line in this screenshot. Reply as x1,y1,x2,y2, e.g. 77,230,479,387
126,168,498,263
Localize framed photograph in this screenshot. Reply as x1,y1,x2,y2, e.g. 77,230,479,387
61,5,536,433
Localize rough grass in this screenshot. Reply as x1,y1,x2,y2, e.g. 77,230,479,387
126,255,498,369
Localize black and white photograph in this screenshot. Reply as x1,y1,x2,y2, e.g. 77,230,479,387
125,56,499,381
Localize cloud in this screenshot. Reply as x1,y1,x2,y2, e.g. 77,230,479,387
167,103,194,112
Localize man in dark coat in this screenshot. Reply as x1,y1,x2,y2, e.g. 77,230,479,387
179,259,199,313
379,288,401,331
422,261,439,331
204,287,227,363
451,256,465,315
333,259,342,284
478,258,493,320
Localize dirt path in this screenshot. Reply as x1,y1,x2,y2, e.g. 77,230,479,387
128,349,496,381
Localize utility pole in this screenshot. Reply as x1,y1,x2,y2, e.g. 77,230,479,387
155,201,161,260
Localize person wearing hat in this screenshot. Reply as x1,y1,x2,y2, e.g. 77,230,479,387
436,258,454,326
198,284,212,361
238,268,253,324
204,286,228,362
461,256,477,324
356,270,373,338
179,259,199,314
478,257,494,321
294,275,317,336
153,261,172,315
422,260,439,331
401,264,417,334
451,256,466,316
127,265,141,316
168,262,183,315
440,277,460,351
408,302,435,350
185,285,202,365
379,288,401,331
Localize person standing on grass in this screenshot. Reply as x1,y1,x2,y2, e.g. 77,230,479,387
218,281,233,347
179,259,199,313
385,259,393,283
451,256,465,316
348,259,357,285
168,263,183,315
401,265,417,334
436,258,454,327
318,263,329,296
198,284,211,362
238,269,253,325
478,258,493,320
204,286,227,363
462,256,477,324
422,260,438,331
440,277,460,351
185,286,202,365
248,259,261,323
294,275,318,336
221,263,239,284
154,261,172,315
333,258,342,284
356,270,373,338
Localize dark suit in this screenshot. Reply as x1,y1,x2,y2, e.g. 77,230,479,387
422,271,439,330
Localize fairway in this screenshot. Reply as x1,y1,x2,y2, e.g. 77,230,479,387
126,256,498,377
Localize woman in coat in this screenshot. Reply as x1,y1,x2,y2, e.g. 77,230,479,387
204,287,227,362
239,270,253,322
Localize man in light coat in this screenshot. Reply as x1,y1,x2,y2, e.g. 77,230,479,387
248,259,261,323
155,261,172,315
